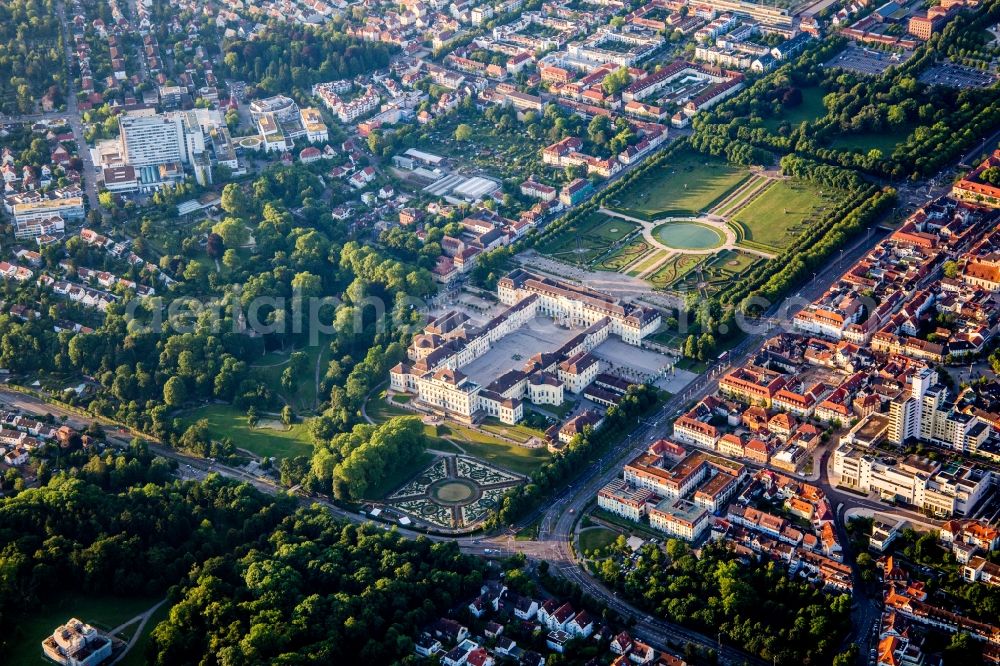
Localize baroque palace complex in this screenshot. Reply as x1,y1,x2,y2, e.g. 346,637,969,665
390,269,660,424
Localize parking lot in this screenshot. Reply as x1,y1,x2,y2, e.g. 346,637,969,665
825,44,913,76
918,62,998,89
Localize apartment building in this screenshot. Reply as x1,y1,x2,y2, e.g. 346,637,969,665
624,451,708,498
648,497,710,540
597,478,655,521
886,367,991,452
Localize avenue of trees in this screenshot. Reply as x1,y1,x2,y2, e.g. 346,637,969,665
487,384,659,527
694,0,1000,181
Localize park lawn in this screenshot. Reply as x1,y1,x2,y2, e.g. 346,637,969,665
713,174,766,218
438,424,550,476
117,601,172,666
366,391,444,441
179,404,313,459
607,148,751,219
531,400,576,419
649,324,682,348
515,514,543,541
759,87,827,132
626,249,669,276
6,594,162,666
428,437,464,454
702,249,760,281
732,179,843,252
366,390,412,422
827,124,914,156
366,451,436,499
591,508,663,540
578,527,620,556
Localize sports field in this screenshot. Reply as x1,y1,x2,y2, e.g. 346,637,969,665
606,149,751,219
538,211,638,266
731,179,843,252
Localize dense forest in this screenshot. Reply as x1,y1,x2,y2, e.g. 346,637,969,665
0,450,294,637
0,0,65,114
147,511,482,664
219,22,396,98
0,447,484,664
599,540,852,665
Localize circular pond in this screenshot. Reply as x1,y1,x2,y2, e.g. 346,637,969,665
653,222,724,250
431,480,476,505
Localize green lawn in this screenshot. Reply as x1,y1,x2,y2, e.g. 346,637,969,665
366,391,413,422
732,179,844,252
118,601,172,666
531,401,576,419
179,403,313,459
538,211,639,266
607,149,752,219
578,527,620,556
758,87,827,132
6,594,162,666
438,424,549,476
479,417,547,444
365,393,549,475
828,126,913,156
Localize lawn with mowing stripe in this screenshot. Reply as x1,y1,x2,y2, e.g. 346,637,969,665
732,179,844,252
606,149,751,219
437,424,549,476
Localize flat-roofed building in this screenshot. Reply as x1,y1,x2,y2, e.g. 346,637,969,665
648,497,709,540
598,478,655,521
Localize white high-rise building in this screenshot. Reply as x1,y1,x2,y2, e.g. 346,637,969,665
119,110,185,167
888,367,936,444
